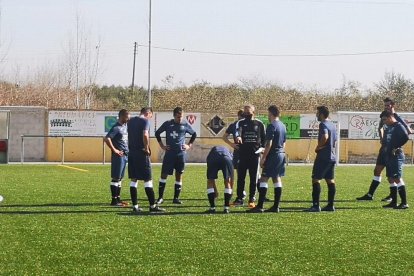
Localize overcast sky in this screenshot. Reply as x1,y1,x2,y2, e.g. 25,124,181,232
1,0,414,90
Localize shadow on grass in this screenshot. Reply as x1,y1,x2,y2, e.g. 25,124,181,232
0,202,109,208
0,210,122,215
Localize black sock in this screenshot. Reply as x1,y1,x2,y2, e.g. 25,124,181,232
130,187,138,206
145,187,156,206
327,183,336,207
258,183,268,208
368,180,380,196
224,189,232,207
312,182,321,206
174,183,182,199
390,186,398,204
117,185,122,200
158,182,166,199
110,184,117,199
207,190,216,208
274,187,282,208
398,185,407,205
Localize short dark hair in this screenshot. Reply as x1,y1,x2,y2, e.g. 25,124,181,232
383,97,395,105
173,107,183,116
268,105,280,117
118,109,129,118
237,109,244,117
381,110,394,118
317,106,329,118
140,107,153,114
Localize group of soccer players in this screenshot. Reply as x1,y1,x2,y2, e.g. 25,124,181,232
105,96,411,214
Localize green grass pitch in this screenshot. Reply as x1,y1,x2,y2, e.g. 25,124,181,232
0,164,413,275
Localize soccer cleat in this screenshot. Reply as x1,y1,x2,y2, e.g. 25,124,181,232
304,205,321,212
248,201,256,208
246,206,264,213
356,194,373,201
110,198,118,206
381,195,392,202
149,206,166,213
321,205,335,212
156,198,164,205
131,207,143,214
394,203,409,210
265,205,280,213
383,202,397,208
231,198,244,207
205,208,216,214
223,208,230,214
172,198,183,204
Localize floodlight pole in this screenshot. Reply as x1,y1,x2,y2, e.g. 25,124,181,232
148,0,152,107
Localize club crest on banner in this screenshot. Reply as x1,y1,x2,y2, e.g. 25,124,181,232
186,115,197,125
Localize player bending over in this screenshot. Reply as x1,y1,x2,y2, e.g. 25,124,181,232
205,146,234,214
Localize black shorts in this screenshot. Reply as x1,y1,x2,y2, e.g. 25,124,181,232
128,151,152,181
207,154,234,180
312,159,335,180
376,148,387,166
161,151,186,175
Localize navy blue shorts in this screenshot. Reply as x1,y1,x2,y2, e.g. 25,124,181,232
207,154,234,180
312,159,335,180
128,151,152,181
386,153,404,178
376,148,387,166
261,152,286,178
161,151,186,175
111,153,128,180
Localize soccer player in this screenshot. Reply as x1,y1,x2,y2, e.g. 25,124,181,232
104,109,130,206
128,107,164,213
223,109,244,170
248,105,286,213
233,105,266,208
155,107,197,204
357,97,412,201
381,110,410,209
305,105,337,212
205,146,234,214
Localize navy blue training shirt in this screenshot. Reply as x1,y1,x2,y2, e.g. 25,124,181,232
384,122,409,156
265,119,287,153
316,120,337,162
106,122,129,153
155,119,196,152
127,116,149,152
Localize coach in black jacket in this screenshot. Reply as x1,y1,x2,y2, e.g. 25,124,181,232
233,105,266,207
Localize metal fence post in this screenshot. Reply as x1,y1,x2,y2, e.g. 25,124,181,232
21,135,24,164
61,136,65,164
102,137,106,165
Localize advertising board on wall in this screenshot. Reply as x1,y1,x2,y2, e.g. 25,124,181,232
48,110,201,137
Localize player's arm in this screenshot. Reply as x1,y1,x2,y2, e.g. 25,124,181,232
104,131,123,156
315,125,328,153
234,119,243,144
260,122,266,148
142,119,151,155
155,122,169,150
183,126,197,151
223,125,239,150
260,139,273,168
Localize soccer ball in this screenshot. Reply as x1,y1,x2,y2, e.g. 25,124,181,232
0,195,3,203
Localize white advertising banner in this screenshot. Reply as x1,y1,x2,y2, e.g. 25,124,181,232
48,110,201,137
